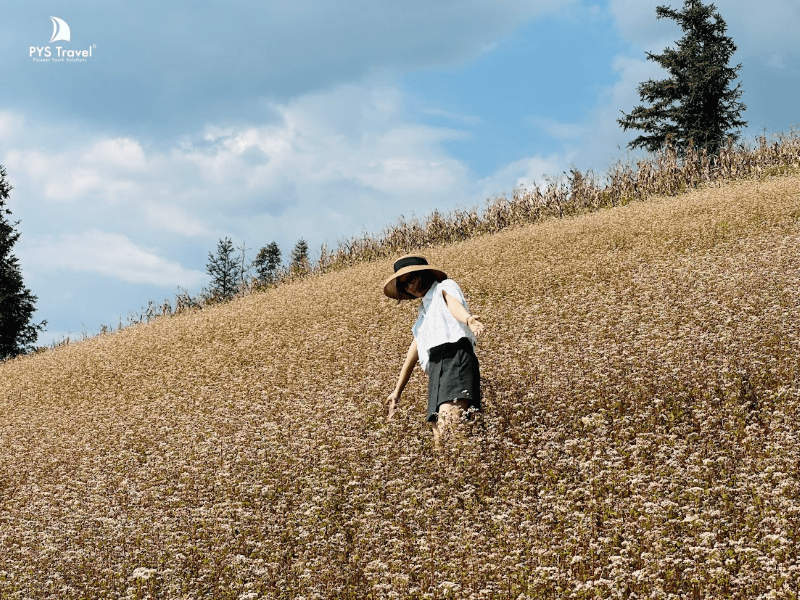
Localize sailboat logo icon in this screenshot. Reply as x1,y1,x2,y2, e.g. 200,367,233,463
49,16,70,43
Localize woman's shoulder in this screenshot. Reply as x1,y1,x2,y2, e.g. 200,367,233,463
438,278,464,297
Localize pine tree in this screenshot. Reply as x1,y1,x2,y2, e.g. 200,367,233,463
206,237,241,300
618,0,747,156
253,241,282,284
289,238,310,276
0,166,45,359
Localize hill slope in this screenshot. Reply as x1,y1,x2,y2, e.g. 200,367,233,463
3,176,800,598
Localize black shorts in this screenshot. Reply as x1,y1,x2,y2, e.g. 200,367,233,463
426,337,481,422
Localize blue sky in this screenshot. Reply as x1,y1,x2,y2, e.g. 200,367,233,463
1,0,798,344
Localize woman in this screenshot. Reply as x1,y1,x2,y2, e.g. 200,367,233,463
383,255,485,447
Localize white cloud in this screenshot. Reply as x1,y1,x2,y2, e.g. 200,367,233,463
477,153,567,199
24,230,206,287
5,79,593,311
82,138,147,170
6,147,140,203
1,83,480,271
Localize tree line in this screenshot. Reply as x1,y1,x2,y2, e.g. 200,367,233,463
204,236,310,301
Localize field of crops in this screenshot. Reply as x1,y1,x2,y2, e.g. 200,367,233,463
2,174,800,598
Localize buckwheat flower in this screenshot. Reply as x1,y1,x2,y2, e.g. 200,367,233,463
129,567,156,581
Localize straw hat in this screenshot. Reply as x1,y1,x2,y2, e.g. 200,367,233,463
383,254,447,300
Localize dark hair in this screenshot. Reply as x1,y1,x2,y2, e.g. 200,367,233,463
396,270,438,300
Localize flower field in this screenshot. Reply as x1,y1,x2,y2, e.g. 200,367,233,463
2,174,800,598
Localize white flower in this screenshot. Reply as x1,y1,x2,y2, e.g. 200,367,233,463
129,567,156,581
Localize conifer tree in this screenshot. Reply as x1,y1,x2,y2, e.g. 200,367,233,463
253,241,282,284
206,236,241,300
0,166,45,359
289,238,310,275
618,0,747,156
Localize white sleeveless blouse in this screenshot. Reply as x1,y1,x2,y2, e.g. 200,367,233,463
412,279,476,373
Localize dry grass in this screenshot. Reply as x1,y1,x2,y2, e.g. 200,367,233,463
310,131,800,273
3,174,800,598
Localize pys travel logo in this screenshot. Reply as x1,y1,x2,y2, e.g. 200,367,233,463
49,16,70,42
30,16,97,63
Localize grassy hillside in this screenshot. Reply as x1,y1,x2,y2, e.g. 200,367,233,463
3,175,800,598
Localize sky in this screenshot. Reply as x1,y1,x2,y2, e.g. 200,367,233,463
1,0,798,345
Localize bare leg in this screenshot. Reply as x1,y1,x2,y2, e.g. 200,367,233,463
431,399,469,448
429,421,443,450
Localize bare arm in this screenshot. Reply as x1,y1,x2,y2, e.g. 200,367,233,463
443,291,486,338
386,338,418,419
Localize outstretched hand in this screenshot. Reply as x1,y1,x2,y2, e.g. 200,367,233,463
385,390,400,420
468,315,486,338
